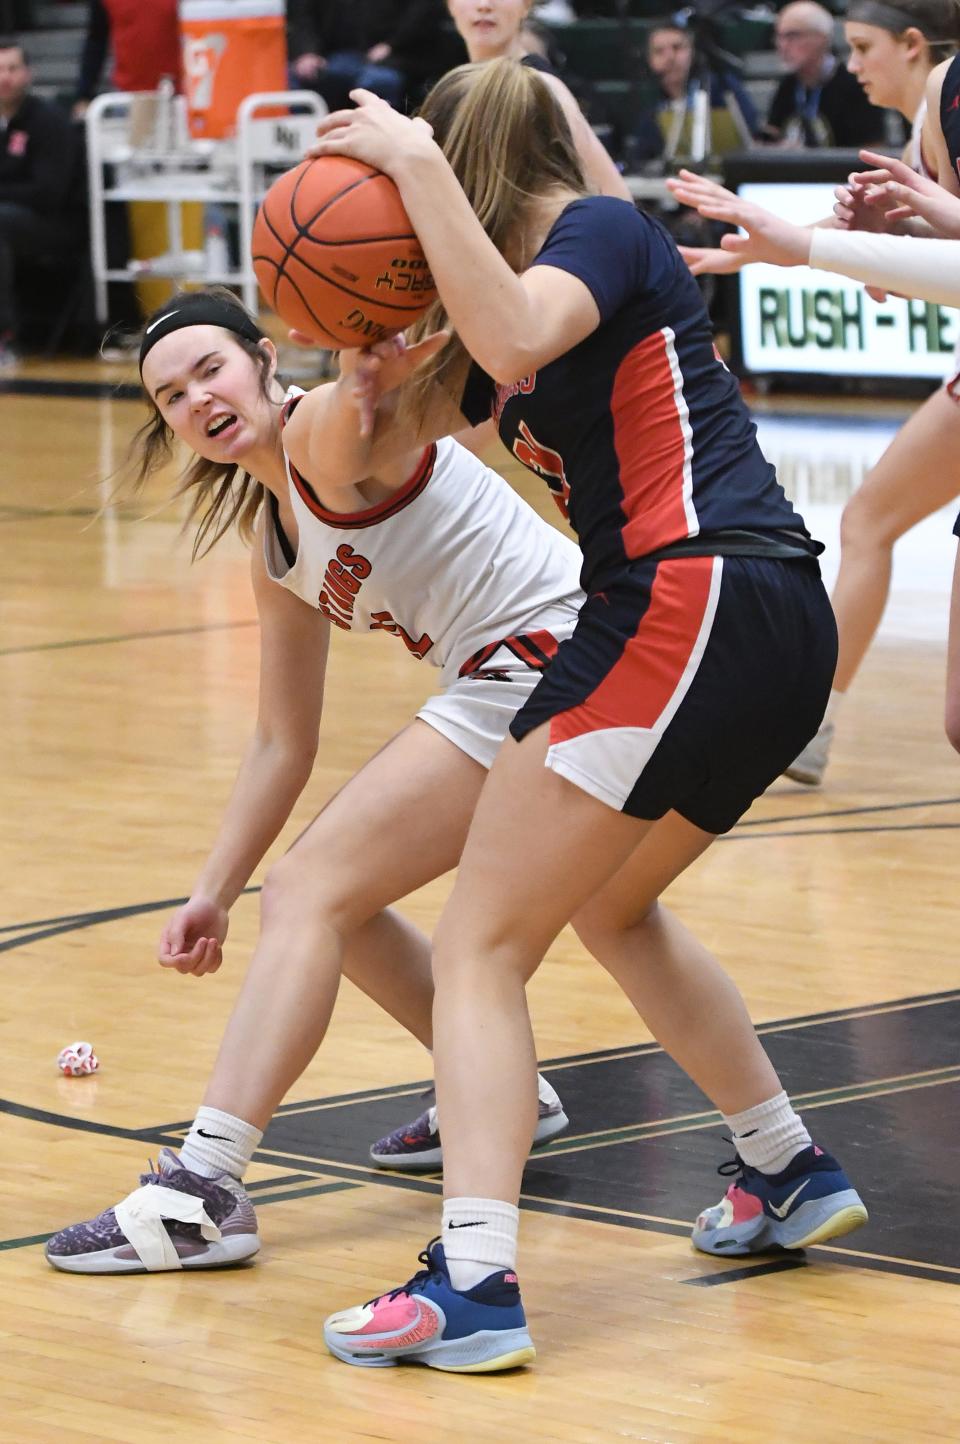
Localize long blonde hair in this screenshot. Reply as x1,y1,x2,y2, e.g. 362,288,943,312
122,290,281,559
404,58,588,411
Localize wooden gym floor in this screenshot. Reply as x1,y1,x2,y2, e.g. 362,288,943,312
1,361,959,1443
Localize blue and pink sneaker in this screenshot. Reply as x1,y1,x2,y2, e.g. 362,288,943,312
323,1241,536,1372
692,1143,868,1256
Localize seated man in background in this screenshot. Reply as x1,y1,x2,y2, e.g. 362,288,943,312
763,0,887,146
287,0,449,112
630,22,759,163
0,38,84,369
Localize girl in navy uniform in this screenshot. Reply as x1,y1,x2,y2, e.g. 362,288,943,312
307,59,867,1372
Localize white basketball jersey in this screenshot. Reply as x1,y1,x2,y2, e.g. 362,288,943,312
910,98,932,178
263,389,585,682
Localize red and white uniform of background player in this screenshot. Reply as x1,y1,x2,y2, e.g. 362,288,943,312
266,389,585,766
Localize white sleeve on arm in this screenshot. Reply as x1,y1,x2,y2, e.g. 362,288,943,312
810,229,960,307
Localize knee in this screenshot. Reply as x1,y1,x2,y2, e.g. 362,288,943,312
431,907,545,989
839,486,895,553
259,851,358,934
572,895,659,961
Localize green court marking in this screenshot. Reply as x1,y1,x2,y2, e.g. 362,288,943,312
532,1066,960,1159
0,619,258,658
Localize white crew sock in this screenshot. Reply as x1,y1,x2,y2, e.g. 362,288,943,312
442,1197,519,1291
722,1091,811,1175
823,689,844,726
178,1106,263,1180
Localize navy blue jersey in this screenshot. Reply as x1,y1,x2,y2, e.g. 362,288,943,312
940,53,960,178
461,197,813,592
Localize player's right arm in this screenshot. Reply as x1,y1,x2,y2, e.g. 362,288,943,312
158,538,330,976
282,332,467,490
667,170,960,306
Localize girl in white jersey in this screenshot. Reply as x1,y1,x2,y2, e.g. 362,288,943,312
44,289,583,1273
680,0,960,785
45,288,819,1277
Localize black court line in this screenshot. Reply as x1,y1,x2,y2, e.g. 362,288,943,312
723,822,960,840
0,504,113,521
0,888,261,955
0,618,258,659
165,987,958,1112
683,1258,808,1286
737,796,960,826
0,378,141,400
5,990,960,1286
0,1179,360,1254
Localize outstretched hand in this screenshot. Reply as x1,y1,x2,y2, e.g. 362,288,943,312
666,169,813,270
839,149,960,238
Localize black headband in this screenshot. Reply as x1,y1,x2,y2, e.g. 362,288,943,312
846,0,954,39
139,293,266,374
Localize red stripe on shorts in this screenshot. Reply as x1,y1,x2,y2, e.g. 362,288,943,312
549,557,715,743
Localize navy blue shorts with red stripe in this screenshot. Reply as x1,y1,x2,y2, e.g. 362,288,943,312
509,554,837,834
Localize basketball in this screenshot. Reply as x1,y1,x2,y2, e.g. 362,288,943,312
252,156,437,349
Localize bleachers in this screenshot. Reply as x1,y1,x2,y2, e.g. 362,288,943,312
544,14,782,142
7,0,85,100
12,5,786,159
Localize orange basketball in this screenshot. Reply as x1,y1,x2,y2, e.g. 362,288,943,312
252,156,437,349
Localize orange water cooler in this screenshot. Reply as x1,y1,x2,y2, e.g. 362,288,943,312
179,0,288,140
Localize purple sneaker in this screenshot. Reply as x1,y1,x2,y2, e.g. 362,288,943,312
370,1076,569,1171
45,1148,259,1274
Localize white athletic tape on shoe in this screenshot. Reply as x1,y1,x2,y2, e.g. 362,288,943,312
113,1185,222,1271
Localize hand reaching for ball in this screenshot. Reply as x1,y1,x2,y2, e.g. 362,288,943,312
344,330,450,437
308,88,436,178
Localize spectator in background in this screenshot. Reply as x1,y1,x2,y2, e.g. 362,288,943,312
72,0,180,118
0,38,84,367
445,0,629,197
630,21,759,162
762,1,887,146
287,0,450,112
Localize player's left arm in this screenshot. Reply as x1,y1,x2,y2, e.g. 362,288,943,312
310,92,603,384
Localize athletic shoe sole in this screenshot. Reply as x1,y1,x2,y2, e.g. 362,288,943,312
693,1190,868,1257
45,1232,260,1274
324,1325,536,1372
369,1106,570,1172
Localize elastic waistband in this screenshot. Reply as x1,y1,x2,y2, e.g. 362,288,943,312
639,529,823,564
